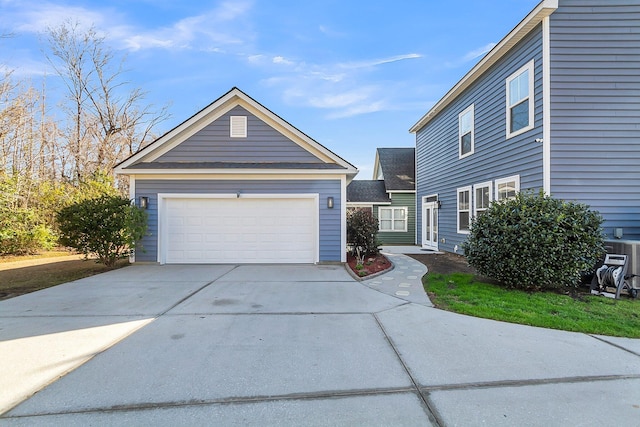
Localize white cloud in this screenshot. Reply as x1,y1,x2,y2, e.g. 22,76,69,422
0,57,51,77
0,0,254,53
120,2,253,52
318,25,346,38
259,52,422,119
339,53,422,69
462,42,496,62
272,56,294,66
10,4,108,34
307,89,372,109
247,54,265,63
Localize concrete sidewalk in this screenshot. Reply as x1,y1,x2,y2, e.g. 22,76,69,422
1,261,639,426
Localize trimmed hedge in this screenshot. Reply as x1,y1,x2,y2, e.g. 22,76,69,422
57,195,147,267
462,191,604,291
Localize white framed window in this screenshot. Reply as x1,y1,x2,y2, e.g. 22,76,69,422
495,175,520,201
230,116,247,138
457,186,471,234
506,60,534,139
379,207,408,232
458,104,475,158
473,181,492,217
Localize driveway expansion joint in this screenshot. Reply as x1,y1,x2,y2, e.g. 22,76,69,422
156,265,240,317
373,312,443,427
1,387,420,419
420,374,640,392
589,334,640,358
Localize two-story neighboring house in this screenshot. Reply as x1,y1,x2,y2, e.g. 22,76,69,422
346,148,416,245
411,0,640,256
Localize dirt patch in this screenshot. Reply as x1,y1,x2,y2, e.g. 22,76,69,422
0,257,129,300
347,253,392,278
407,252,477,275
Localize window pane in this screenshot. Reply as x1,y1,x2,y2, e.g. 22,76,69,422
461,132,472,155
379,209,392,220
459,212,470,231
394,208,406,220
460,110,472,133
380,220,392,231
458,191,469,210
498,181,516,200
510,100,529,133
510,70,529,105
476,186,490,209
433,209,438,241
394,220,405,230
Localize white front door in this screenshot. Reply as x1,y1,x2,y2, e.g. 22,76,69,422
422,199,438,250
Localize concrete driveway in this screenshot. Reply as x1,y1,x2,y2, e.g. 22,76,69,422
1,262,639,426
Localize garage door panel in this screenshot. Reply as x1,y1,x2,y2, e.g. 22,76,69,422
163,197,316,264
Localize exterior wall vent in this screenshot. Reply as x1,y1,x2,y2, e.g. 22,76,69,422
230,116,247,138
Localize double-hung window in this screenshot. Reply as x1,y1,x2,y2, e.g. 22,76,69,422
379,207,408,232
495,175,520,201
458,104,474,158
506,61,534,138
473,182,492,217
457,187,471,234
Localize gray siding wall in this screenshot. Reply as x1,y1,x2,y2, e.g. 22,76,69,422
373,193,416,245
155,106,323,163
135,179,342,262
550,0,640,240
416,25,544,253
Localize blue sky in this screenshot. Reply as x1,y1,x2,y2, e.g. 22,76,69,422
0,0,540,178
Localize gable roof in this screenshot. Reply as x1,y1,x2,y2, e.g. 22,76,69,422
346,180,391,204
373,147,415,192
409,0,558,133
114,87,358,177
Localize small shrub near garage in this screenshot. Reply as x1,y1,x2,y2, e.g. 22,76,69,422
57,195,148,267
462,191,605,291
346,209,380,260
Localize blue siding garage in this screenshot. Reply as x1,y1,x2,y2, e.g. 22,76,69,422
116,88,357,264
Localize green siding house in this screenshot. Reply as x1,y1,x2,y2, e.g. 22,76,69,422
347,148,416,245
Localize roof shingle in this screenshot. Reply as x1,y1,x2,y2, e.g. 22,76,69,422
377,148,415,192
346,180,391,203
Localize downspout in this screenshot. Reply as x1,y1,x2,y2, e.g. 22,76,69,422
542,15,551,195
340,175,347,263
129,175,136,263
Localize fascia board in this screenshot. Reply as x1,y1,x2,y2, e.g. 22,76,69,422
372,150,382,180
116,168,355,176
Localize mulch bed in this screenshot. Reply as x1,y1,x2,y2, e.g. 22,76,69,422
407,252,477,275
346,253,392,278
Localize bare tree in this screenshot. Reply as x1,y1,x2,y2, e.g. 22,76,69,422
45,21,169,182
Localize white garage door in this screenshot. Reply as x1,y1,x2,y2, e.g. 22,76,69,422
162,196,317,264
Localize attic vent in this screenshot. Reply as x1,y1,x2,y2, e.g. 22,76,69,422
230,116,247,138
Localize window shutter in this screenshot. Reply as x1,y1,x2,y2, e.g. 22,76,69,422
230,116,247,138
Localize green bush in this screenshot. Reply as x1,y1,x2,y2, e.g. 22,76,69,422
347,209,379,257
57,195,148,267
0,207,56,255
462,191,604,291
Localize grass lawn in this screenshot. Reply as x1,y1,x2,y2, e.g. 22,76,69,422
424,272,640,338
0,251,129,300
